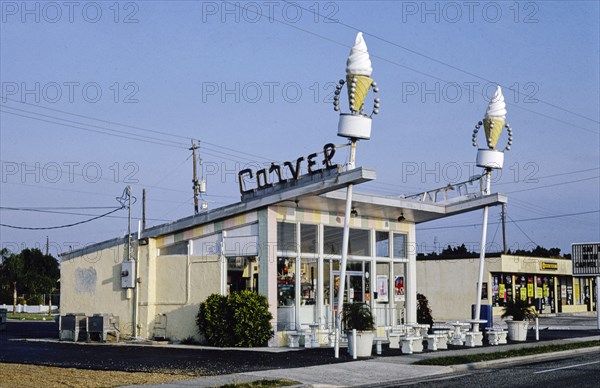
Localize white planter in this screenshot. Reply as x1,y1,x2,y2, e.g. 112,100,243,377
347,331,375,357
506,320,529,341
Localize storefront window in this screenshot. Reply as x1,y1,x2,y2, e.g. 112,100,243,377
159,240,188,256
323,227,370,256
277,222,297,254
300,258,317,305
324,226,343,255
300,224,318,254
376,231,390,257
277,257,295,306
393,233,407,259
323,259,340,306
227,256,258,294
349,229,370,256
392,262,407,325
375,262,390,303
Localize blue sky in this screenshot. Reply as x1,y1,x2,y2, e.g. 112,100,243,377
1,0,598,257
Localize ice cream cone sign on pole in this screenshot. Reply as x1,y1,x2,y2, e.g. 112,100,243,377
472,85,513,169
333,32,379,359
334,32,380,140
472,86,514,333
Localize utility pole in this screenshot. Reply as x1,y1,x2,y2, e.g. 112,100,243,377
190,140,199,215
502,203,507,254
142,189,146,231
45,236,49,255
127,186,132,260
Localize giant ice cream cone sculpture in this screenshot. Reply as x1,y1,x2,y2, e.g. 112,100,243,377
345,32,374,113
334,32,380,140
483,86,507,149
472,85,513,169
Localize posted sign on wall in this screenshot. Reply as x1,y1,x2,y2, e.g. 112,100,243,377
572,243,600,276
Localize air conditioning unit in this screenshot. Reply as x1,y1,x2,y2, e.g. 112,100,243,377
59,313,87,342
87,313,120,342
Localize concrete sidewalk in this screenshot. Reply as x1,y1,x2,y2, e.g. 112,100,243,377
128,334,600,388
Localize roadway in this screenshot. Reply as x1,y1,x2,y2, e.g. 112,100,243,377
404,351,600,387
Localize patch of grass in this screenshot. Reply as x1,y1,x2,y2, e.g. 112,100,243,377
414,340,600,366
7,313,56,321
219,379,299,388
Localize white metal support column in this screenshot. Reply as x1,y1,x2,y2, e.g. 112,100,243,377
317,224,325,329
335,140,357,358
474,169,492,330
295,223,302,332
406,223,417,323
220,231,227,295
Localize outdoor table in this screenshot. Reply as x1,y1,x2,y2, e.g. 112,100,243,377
406,323,429,336
306,323,320,348
446,321,469,346
465,319,487,332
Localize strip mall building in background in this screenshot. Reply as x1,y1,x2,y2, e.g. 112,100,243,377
417,253,597,320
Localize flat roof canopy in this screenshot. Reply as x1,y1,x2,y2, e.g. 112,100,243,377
295,190,507,224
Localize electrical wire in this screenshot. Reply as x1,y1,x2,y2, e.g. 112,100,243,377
506,214,538,247
288,0,599,125
418,210,599,231
228,1,599,135
0,206,124,230
506,176,599,194
0,206,172,223
1,107,188,149
0,97,274,162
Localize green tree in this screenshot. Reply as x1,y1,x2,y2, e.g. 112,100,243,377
0,248,59,313
0,249,25,313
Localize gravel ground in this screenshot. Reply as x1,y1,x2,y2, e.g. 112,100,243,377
0,363,196,388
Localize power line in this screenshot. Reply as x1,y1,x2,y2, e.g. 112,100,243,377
0,206,124,230
506,176,599,194
286,0,600,126
506,214,538,247
0,96,273,162
495,167,600,186
226,1,599,135
0,206,117,210
418,210,599,231
0,206,172,222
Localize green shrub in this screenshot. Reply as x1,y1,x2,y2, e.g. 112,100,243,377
197,291,274,347
196,293,231,347
417,293,434,327
27,295,44,305
342,302,375,332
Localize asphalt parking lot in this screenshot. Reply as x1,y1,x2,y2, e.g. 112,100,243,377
0,320,351,375
1,316,599,376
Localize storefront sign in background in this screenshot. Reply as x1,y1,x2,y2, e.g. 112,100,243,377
572,243,600,276
541,261,558,270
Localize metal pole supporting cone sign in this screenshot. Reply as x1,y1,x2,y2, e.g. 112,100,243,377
472,86,513,330
333,32,380,358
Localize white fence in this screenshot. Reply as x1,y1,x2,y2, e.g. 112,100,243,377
0,304,58,314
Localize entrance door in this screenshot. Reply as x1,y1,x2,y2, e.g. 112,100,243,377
331,270,366,305
347,272,364,303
